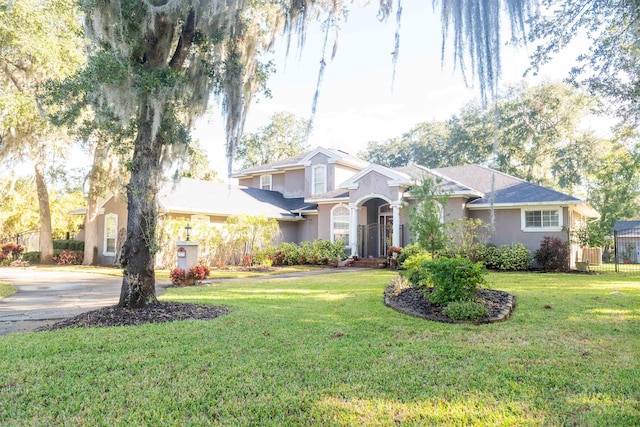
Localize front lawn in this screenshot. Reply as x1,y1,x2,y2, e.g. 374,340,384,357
1,271,639,426
0,282,16,298
32,264,326,281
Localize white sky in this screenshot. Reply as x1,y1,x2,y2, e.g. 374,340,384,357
8,2,591,182
195,2,588,178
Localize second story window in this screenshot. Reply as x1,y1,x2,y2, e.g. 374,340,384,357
260,174,272,191
312,165,326,195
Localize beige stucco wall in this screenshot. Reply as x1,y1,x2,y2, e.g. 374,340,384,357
305,152,331,195
97,195,128,266
349,171,403,205
277,221,298,244
334,164,360,188
296,215,319,243
284,169,305,198
468,207,569,253
272,173,285,194
316,203,333,241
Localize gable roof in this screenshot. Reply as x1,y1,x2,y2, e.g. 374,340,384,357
232,147,368,178
157,178,314,220
339,164,412,189
393,164,482,196
434,164,583,206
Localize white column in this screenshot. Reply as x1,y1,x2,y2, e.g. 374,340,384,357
349,204,359,257
391,202,401,248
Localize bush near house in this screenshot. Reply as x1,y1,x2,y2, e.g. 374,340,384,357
1,243,24,265
440,242,532,271
254,239,346,266
52,250,84,265
535,236,569,272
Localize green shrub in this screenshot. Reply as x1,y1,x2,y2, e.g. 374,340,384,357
535,236,569,272
425,257,487,305
401,253,432,286
22,251,41,264
497,243,532,271
277,242,302,265
53,240,85,251
443,300,489,321
397,244,427,267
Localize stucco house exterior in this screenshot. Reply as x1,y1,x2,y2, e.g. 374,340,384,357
77,146,599,266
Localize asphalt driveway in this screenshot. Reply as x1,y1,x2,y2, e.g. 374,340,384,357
0,269,138,335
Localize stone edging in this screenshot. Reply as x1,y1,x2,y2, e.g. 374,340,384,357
383,286,516,324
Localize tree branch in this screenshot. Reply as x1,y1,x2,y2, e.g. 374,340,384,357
169,9,196,70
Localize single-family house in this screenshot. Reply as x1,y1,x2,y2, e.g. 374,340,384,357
76,146,599,266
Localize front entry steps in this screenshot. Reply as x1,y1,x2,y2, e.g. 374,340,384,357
350,257,388,268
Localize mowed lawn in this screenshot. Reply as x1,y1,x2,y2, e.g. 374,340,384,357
1,270,639,426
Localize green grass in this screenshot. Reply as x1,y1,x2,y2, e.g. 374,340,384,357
0,282,16,299
33,264,325,281
1,271,639,426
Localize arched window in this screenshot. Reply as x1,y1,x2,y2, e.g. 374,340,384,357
331,204,350,244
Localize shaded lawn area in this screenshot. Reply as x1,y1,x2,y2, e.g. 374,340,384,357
1,271,639,426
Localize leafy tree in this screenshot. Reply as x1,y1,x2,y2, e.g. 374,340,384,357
0,0,84,263
529,0,640,126
587,144,640,238
0,176,84,242
65,0,535,309
234,112,309,169
408,176,450,257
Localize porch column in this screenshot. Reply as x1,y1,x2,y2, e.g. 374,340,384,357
391,202,401,248
349,204,359,257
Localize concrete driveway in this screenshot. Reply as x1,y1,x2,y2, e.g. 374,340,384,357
0,268,143,335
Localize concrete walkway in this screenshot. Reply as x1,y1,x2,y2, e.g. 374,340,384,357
0,269,130,335
0,267,367,335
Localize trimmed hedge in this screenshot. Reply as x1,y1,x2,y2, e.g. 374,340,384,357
53,240,85,251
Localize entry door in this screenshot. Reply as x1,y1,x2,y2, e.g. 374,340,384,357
379,214,393,257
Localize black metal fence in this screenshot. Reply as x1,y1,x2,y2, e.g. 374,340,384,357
581,228,640,273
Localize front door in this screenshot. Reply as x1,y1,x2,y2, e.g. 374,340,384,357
379,214,393,257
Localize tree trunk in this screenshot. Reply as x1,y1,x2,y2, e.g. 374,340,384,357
118,103,163,308
83,143,110,265
34,158,54,264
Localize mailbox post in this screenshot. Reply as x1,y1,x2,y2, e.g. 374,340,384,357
176,241,199,272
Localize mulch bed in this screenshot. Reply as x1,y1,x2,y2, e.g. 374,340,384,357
36,302,229,332
384,286,515,324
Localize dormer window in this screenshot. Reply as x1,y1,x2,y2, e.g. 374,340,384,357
312,165,326,195
260,174,272,191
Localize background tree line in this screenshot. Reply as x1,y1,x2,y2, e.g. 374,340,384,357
359,82,640,242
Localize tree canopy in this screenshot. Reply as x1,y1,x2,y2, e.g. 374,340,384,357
234,112,309,170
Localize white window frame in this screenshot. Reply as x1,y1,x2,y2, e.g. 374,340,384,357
260,174,272,191
521,207,563,232
312,164,327,195
331,204,350,244
104,213,118,256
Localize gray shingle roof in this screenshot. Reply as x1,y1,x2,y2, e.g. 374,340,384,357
158,178,315,219
614,220,640,233
232,147,368,177
393,164,477,194
433,164,583,206
305,188,350,202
